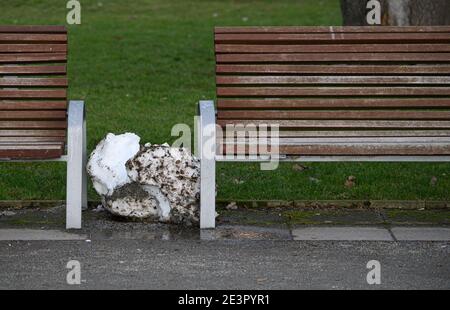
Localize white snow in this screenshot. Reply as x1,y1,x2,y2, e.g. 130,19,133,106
86,133,140,196
87,134,201,225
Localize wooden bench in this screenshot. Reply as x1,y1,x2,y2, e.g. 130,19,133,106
0,25,86,229
197,26,450,229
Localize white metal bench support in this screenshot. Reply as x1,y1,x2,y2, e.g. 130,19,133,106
66,100,87,229
198,100,216,229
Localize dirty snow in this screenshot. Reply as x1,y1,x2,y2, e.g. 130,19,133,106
87,134,200,225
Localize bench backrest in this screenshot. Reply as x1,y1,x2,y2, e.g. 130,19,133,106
0,25,68,159
214,26,450,156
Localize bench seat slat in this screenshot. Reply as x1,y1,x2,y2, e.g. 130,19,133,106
0,136,65,143
0,26,67,33
216,53,450,63
0,121,67,129
215,33,450,44
216,76,450,85
217,120,450,129
0,143,64,160
0,101,67,110
217,99,450,109
219,143,450,156
0,65,66,75
218,110,450,120
0,44,67,53
0,129,66,137
0,78,68,87
0,110,66,120
216,44,450,54
222,137,450,144
217,87,450,97
0,34,67,43
0,90,67,99
0,53,67,63
221,130,450,138
216,64,450,75
215,26,450,33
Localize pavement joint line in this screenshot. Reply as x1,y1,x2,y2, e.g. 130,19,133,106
377,209,398,242
386,227,398,242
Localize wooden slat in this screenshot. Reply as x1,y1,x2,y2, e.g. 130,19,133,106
217,110,450,120
216,76,450,85
0,44,67,53
215,26,450,34
217,99,450,109
216,53,450,63
220,130,450,138
0,143,64,159
0,65,66,75
219,143,450,156
215,44,450,53
0,78,67,87
0,53,67,63
0,101,67,110
0,136,65,143
0,34,67,43
0,26,66,33
223,137,450,144
216,64,450,75
0,129,66,137
0,121,67,129
217,87,450,97
0,111,66,120
0,90,67,99
217,120,450,129
214,33,450,44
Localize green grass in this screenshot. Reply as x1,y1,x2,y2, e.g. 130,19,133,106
1,0,449,201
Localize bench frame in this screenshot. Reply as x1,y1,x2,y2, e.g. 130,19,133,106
197,100,450,229
0,100,87,229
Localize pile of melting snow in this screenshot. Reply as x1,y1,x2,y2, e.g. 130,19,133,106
87,133,200,226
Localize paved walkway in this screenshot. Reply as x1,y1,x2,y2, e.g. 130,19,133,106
0,226,449,241
0,205,448,289
0,239,448,289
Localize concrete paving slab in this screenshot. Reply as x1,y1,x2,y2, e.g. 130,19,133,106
292,226,393,241
391,227,450,241
0,229,87,241
202,225,292,240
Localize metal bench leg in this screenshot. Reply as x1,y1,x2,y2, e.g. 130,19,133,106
198,100,216,229
82,116,88,211
66,100,86,229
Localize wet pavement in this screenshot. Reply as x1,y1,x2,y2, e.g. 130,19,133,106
0,205,449,241
0,205,449,289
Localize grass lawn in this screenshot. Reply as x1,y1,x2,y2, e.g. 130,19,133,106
1,0,449,202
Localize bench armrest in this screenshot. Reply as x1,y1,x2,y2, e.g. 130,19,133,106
197,100,216,229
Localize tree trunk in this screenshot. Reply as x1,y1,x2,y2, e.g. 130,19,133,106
340,0,368,26
340,0,450,26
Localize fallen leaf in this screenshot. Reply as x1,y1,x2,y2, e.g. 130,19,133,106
345,175,356,188
225,202,238,210
309,176,320,184
292,164,309,172
430,176,438,186
233,178,244,185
